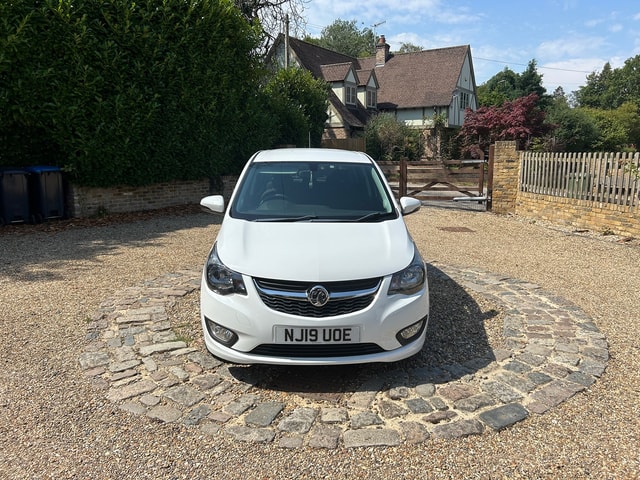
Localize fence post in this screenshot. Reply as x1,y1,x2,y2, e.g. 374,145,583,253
478,157,486,202
486,145,495,210
399,157,407,198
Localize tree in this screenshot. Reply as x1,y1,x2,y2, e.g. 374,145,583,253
552,86,567,102
477,67,520,107
314,19,375,58
233,0,307,54
263,68,329,147
583,102,640,151
575,62,618,109
476,61,549,109
397,42,422,53
619,55,640,107
458,94,552,154
519,60,546,98
576,56,640,110
539,99,599,152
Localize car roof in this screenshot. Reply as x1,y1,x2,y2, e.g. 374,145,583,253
251,148,373,164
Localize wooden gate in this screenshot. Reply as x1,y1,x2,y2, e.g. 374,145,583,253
377,147,494,209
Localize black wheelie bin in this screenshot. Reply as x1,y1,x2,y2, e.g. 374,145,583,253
26,165,65,222
0,168,30,225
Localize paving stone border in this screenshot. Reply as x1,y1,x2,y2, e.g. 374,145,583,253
80,264,608,448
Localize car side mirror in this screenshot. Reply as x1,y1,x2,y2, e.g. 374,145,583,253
399,197,421,216
200,195,225,214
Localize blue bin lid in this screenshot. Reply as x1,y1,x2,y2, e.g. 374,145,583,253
25,165,61,173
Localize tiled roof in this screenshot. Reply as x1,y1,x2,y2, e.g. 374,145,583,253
288,37,355,79
356,69,374,87
357,46,471,109
287,36,469,110
319,63,353,82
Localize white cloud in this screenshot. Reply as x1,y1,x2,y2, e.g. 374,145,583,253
536,36,606,60
540,58,603,92
362,0,478,25
301,0,482,36
388,32,425,48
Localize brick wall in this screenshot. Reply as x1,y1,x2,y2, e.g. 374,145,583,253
491,141,640,238
67,179,210,217
67,177,238,218
323,127,350,140
516,192,640,237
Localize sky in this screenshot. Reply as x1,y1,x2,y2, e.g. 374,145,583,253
297,0,640,95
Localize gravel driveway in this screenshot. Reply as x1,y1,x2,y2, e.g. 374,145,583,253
0,205,639,479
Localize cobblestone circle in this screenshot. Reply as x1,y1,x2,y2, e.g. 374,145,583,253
80,264,608,449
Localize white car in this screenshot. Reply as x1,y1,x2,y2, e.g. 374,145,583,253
199,148,429,365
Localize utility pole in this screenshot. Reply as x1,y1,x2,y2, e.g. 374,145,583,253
284,14,290,68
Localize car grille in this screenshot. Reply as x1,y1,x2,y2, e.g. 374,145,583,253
253,277,381,318
249,343,385,358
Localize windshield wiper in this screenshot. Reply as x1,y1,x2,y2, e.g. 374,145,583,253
353,212,393,222
254,215,319,222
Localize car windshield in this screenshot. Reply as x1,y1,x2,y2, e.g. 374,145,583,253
230,161,397,222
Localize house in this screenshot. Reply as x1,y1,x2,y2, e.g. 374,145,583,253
268,33,478,142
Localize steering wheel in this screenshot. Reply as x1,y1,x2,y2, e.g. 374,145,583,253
260,192,289,204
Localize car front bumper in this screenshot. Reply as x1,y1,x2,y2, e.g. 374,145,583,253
200,270,429,365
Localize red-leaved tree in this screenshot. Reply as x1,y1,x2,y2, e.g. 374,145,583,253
458,93,553,156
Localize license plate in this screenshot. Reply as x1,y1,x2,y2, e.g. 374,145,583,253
275,326,360,344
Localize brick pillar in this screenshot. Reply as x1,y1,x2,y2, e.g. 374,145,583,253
491,141,520,214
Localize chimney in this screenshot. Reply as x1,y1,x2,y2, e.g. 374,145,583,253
375,35,390,66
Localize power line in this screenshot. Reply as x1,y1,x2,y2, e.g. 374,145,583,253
304,21,327,34
301,23,595,76
474,56,593,74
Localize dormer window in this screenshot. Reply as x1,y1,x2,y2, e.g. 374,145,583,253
345,84,357,105
366,89,377,108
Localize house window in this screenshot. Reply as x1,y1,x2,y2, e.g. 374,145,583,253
460,92,470,109
345,85,356,105
366,89,377,108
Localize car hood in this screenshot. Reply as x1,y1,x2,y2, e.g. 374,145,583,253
215,217,415,281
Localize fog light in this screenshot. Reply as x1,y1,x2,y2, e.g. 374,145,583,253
396,318,426,345
205,317,238,347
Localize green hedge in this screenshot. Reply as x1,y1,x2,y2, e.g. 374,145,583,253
0,0,273,186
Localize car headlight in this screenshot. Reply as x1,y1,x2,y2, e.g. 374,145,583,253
205,244,247,295
388,247,426,295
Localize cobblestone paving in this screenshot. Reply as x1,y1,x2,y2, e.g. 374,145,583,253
79,264,608,449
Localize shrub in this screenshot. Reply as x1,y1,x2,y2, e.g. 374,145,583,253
0,0,269,186
365,113,424,161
